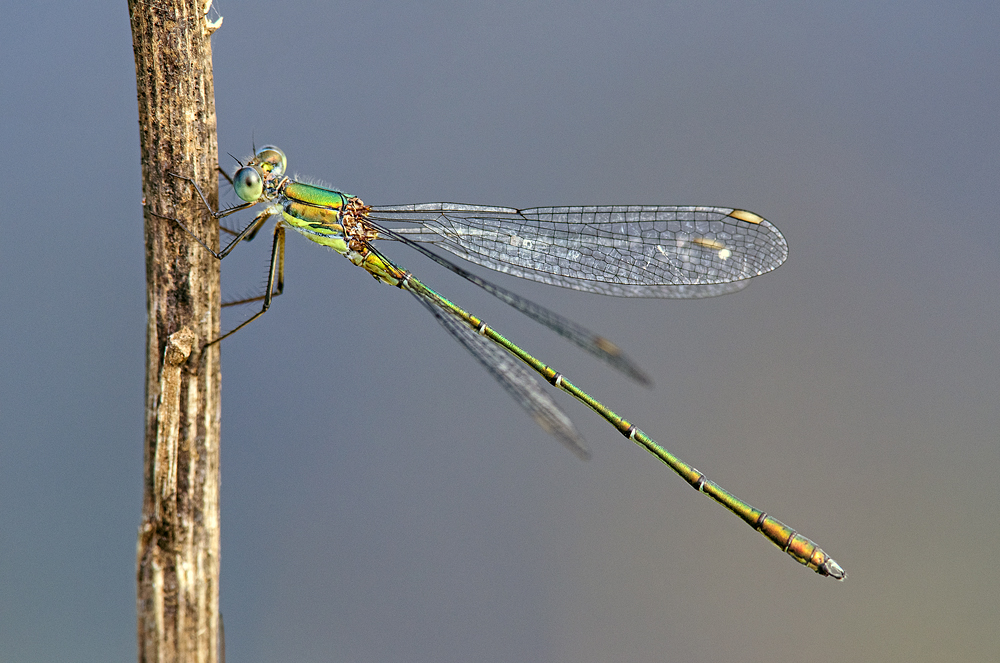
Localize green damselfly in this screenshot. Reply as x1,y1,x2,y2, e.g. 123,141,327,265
168,145,845,580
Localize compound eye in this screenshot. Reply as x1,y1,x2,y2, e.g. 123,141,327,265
233,166,264,202
255,145,287,178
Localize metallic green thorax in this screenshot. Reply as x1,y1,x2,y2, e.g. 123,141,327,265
282,181,351,208
276,183,402,285
280,193,349,253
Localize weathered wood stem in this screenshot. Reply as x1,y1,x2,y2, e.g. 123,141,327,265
129,1,223,660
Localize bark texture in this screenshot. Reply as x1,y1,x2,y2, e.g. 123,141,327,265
129,2,222,660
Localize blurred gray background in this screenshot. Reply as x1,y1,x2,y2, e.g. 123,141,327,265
2,1,998,661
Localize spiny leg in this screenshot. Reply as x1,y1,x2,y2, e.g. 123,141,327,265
217,163,234,188
216,166,240,238
200,221,286,358
162,172,287,360
166,171,266,259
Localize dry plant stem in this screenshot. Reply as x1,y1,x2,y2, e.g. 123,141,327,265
129,1,223,660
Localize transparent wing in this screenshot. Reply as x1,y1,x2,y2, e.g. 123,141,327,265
409,286,590,460
370,204,786,298
376,224,652,386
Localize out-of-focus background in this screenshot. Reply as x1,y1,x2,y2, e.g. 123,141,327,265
3,1,998,661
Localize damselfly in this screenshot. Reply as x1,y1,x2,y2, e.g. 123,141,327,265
167,146,845,579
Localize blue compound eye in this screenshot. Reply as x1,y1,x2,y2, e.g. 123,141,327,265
233,166,264,202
